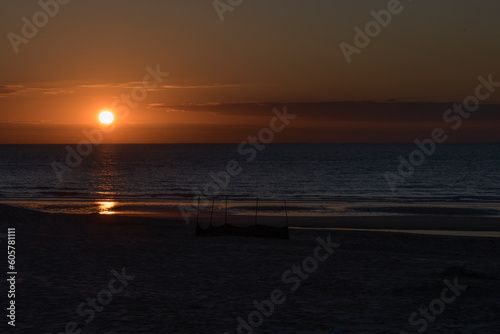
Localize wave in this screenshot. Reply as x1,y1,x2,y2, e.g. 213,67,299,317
2,187,500,205
349,206,500,216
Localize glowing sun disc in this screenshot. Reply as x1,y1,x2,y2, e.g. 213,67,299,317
99,111,114,124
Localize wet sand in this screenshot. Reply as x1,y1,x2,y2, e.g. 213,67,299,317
1,204,499,333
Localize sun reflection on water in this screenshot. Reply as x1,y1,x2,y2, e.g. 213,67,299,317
98,201,117,215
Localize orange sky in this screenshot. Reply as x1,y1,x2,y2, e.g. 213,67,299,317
1,0,499,143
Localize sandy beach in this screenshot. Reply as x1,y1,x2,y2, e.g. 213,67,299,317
1,204,499,333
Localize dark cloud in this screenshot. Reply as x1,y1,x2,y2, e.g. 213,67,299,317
0,86,17,95
147,101,500,123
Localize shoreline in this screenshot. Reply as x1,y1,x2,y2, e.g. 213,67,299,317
2,203,500,237
2,197,500,217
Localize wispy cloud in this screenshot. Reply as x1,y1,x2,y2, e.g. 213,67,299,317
78,82,238,90
42,88,75,95
78,82,144,89
0,84,75,96
0,81,239,97
158,83,238,89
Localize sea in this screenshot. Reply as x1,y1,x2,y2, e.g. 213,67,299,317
1,143,499,217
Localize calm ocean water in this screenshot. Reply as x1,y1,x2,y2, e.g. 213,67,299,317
1,143,499,216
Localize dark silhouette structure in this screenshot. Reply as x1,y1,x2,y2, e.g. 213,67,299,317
195,196,290,240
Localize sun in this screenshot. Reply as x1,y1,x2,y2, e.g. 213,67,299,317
99,111,114,124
